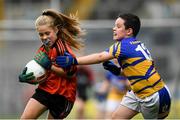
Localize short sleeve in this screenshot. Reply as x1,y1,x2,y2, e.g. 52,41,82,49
105,42,121,58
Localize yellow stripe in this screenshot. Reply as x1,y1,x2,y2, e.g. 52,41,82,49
136,80,165,98
123,67,144,76
148,72,161,85
131,79,152,92
121,57,142,66
128,71,161,95
123,60,153,77
115,43,121,58
129,72,160,89
153,80,165,93
136,88,156,98
109,44,114,55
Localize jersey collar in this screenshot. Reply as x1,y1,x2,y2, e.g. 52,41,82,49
120,37,137,42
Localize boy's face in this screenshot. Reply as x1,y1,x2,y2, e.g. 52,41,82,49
37,25,58,48
113,17,132,41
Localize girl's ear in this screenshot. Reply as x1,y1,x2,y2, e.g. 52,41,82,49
56,25,60,30
126,28,133,36
54,26,59,34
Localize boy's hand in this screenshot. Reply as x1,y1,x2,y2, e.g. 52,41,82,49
56,52,78,68
102,61,121,75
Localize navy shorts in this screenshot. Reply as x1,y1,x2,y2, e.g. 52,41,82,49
32,88,74,119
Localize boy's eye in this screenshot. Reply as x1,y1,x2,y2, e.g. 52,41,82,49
117,25,121,28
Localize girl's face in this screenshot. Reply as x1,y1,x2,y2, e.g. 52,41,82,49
37,25,58,48
113,17,132,41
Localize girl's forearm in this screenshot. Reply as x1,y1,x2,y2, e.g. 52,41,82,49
51,65,67,77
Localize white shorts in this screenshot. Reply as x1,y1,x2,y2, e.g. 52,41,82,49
120,86,171,119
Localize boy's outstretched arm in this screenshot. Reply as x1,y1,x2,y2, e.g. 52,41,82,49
56,51,114,68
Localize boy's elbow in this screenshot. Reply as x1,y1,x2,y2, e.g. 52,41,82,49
97,54,105,63
97,52,111,63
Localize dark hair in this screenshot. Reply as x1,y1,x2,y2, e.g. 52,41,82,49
119,13,140,37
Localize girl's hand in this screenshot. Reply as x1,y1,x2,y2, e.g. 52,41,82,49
34,51,52,70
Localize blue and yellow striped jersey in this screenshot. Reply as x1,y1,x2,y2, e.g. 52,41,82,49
106,37,165,98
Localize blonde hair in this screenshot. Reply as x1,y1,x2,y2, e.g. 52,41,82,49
35,9,84,50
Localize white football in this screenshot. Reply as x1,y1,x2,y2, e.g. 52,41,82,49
25,60,46,81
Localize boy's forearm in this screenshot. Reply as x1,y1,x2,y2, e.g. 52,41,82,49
77,52,113,65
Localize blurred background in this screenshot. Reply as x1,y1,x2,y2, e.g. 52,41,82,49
0,0,180,119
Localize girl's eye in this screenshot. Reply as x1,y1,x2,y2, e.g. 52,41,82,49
45,32,50,36
39,33,43,37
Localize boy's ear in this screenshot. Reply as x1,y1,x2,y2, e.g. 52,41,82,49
126,28,133,36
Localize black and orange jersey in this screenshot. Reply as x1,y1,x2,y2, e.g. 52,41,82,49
106,37,165,98
37,39,77,102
